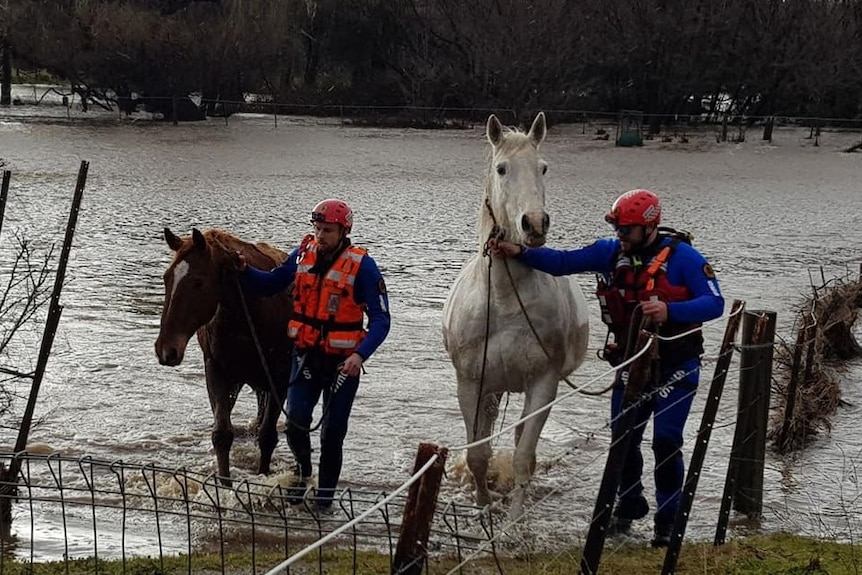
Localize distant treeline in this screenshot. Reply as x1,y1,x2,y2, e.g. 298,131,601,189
1,0,861,126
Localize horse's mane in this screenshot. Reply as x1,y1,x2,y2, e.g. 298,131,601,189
203,229,288,270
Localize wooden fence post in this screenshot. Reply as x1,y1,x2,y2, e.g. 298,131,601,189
732,310,775,518
0,171,9,239
393,443,448,575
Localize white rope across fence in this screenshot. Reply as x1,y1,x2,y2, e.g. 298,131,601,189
262,453,440,575
264,306,744,573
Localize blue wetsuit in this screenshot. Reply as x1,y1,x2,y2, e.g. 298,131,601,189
243,239,390,505
519,235,723,526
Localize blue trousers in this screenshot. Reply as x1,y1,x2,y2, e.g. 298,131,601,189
610,357,700,525
284,350,360,505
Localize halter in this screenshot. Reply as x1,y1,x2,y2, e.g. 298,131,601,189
482,195,505,257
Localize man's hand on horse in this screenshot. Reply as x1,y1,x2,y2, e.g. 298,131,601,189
488,238,523,258
234,252,248,272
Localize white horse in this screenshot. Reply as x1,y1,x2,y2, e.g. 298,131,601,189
442,112,589,518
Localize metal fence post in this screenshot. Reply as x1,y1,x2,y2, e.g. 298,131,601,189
662,300,744,574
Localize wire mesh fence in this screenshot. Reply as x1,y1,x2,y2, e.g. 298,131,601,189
0,452,508,574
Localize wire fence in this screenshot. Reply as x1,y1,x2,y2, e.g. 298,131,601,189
0,453,511,574
4,84,862,133
0,313,855,574
0,308,762,574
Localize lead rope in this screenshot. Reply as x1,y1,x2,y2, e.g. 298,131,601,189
499,258,614,396
473,213,503,441
482,197,613,397
231,269,334,434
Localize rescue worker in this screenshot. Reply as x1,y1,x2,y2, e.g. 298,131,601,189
488,189,723,547
238,198,391,511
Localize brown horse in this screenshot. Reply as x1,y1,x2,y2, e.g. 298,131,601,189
155,228,293,484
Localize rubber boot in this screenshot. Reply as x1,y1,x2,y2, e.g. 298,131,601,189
651,522,673,548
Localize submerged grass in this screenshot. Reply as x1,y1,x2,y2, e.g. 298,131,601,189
1,534,861,574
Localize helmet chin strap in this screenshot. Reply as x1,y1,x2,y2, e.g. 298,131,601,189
624,225,658,252
643,225,659,246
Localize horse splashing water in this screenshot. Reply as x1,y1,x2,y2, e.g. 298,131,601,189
442,113,590,518
155,228,293,484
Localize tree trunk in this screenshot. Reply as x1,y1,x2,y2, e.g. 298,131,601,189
303,34,320,86
1,40,11,106
762,116,774,142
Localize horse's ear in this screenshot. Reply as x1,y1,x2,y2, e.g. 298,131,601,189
487,114,503,147
192,228,207,252
164,227,183,251
528,112,547,147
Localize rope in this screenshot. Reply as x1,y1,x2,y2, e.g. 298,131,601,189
263,453,441,574
451,334,656,452
482,196,608,396
261,302,740,573
472,246,496,441
232,272,337,435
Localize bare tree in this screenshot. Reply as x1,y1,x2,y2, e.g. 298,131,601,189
0,231,53,431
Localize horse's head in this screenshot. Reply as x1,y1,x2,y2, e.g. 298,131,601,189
484,112,549,248
155,227,227,366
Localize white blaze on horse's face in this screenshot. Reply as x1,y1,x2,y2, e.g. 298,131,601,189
156,228,221,367
169,260,190,310
486,112,550,248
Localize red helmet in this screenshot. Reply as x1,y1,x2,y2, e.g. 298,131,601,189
605,189,661,227
310,199,353,233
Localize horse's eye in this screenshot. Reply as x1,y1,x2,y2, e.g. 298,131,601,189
541,163,548,175
496,163,507,176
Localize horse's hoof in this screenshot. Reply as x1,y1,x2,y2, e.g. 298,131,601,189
475,488,504,507
475,491,492,507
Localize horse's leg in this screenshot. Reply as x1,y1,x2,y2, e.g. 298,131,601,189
458,381,500,506
509,374,557,519
255,382,284,476
250,388,267,435
513,422,536,477
205,358,238,486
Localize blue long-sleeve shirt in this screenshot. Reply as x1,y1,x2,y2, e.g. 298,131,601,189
242,245,391,361
519,236,724,324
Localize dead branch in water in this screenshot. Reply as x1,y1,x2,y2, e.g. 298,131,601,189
771,266,862,452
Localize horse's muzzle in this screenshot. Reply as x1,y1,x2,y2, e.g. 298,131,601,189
524,235,547,248
155,337,186,366
520,212,550,247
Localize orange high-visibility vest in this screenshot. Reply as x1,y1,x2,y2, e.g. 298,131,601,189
287,240,367,355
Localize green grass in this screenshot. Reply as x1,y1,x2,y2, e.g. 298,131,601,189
1,534,861,574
